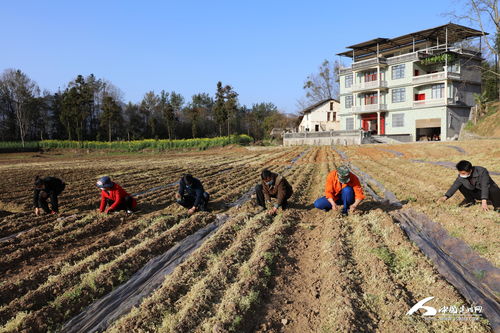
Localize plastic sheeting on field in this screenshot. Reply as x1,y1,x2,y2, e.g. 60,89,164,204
333,146,500,332
61,214,230,333
446,145,467,154
410,159,500,176
332,147,401,207
61,148,310,332
375,147,405,157
393,209,500,333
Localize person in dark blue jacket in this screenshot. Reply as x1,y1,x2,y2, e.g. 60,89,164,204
175,174,209,214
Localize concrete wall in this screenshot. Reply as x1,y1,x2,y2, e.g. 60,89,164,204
283,130,362,146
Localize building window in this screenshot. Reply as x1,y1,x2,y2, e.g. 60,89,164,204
327,112,331,121
330,101,334,110
345,95,353,108
332,112,337,121
345,75,353,88
431,83,444,99
392,64,405,79
346,118,354,130
392,88,406,103
392,114,404,127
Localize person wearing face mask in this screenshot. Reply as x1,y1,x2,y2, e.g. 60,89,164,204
176,174,210,215
437,160,500,212
255,169,293,215
314,165,365,216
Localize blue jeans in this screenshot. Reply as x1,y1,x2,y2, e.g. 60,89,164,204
314,186,355,215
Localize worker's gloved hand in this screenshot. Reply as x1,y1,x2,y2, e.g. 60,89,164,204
105,208,113,214
35,208,40,216
50,211,57,215
481,200,489,211
175,193,181,200
188,207,196,215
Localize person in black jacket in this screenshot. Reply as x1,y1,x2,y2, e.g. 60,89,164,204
437,160,500,212
33,176,66,215
175,174,209,215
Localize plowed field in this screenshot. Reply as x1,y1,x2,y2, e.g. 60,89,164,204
0,143,496,333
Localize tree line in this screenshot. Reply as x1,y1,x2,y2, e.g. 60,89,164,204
0,69,297,145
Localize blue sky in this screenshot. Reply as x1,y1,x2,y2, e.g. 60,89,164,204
0,0,471,113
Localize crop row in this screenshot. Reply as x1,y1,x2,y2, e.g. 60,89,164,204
105,149,319,332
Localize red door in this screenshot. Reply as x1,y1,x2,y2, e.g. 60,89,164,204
362,119,369,131
380,113,385,135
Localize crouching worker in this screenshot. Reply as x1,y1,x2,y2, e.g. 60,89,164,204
34,176,66,215
437,160,500,212
175,174,210,215
97,176,137,214
314,165,365,216
255,169,293,216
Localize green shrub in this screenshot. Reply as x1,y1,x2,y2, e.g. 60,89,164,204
0,135,253,152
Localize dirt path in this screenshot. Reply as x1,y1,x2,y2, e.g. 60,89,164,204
251,148,330,332
253,209,326,332
248,147,492,333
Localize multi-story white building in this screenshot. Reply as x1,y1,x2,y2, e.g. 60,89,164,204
298,98,340,132
337,23,485,142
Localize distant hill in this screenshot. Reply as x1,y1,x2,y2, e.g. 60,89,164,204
464,102,500,138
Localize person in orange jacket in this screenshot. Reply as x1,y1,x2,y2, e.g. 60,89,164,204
314,165,365,215
96,176,137,214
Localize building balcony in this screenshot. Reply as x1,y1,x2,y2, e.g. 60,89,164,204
352,80,388,92
352,57,388,71
339,67,352,75
412,71,461,85
413,98,454,108
352,103,388,113
387,52,421,65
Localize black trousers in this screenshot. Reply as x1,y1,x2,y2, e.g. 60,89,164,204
177,192,210,210
106,196,135,212
255,184,290,210
39,183,66,213
459,183,500,209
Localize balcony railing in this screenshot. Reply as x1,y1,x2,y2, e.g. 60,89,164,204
352,103,387,113
387,52,420,65
352,80,388,92
339,67,352,75
412,71,461,85
352,57,388,71
413,98,445,107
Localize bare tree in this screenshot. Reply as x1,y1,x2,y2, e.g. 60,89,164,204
0,69,40,147
302,59,340,106
448,0,500,96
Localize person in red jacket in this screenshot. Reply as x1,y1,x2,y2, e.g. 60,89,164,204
96,176,137,214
